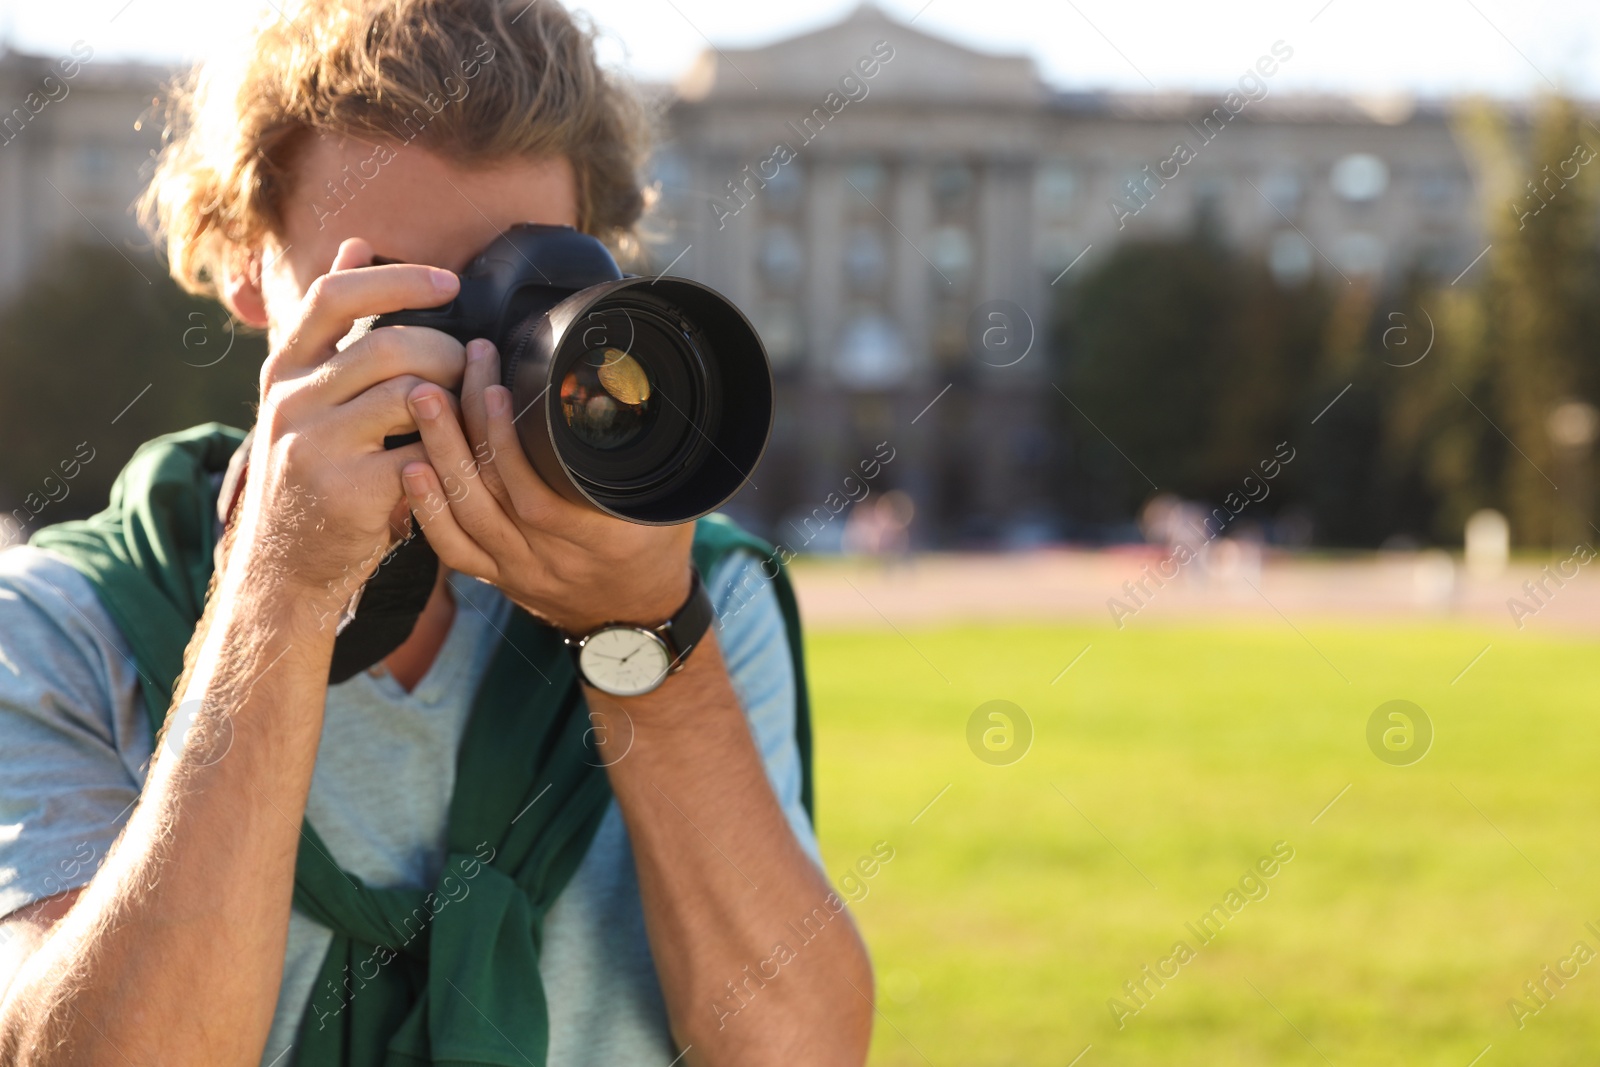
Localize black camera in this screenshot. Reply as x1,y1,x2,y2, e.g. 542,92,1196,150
373,223,772,525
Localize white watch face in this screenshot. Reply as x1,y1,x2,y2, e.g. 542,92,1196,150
578,627,673,696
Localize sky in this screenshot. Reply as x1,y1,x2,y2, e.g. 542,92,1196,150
0,0,1594,100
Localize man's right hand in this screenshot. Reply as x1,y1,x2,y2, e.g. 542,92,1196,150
233,237,466,605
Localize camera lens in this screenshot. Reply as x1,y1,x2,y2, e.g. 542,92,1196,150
549,302,712,501
506,277,772,525
560,348,654,450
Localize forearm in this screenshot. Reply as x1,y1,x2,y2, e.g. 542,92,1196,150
591,632,873,1066
0,565,334,1067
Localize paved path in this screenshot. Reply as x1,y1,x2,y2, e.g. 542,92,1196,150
790,547,1600,634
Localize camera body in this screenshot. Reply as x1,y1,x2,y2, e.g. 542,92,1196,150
374,224,772,525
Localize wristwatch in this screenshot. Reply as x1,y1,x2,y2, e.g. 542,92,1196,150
564,571,713,697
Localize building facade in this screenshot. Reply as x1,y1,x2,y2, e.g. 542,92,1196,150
650,4,1485,547
0,42,165,297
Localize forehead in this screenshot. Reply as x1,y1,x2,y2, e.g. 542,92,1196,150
274,133,579,277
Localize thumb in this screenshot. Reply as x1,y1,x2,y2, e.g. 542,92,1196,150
330,237,375,273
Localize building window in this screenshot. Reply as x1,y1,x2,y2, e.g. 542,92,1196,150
648,149,690,195
835,312,911,390
844,159,887,210
1035,227,1081,272
754,299,804,371
79,141,114,185
1036,160,1076,217
932,161,974,215
928,225,974,288
1192,175,1228,225
1259,169,1302,216
1334,231,1386,275
844,226,888,291
1268,230,1314,286
759,225,804,290
765,159,804,214
1416,168,1459,218
1330,153,1389,202
1418,242,1465,278
931,298,967,367
1417,169,1454,205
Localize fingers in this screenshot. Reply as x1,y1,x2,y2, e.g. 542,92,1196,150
278,241,459,369
400,461,499,577
313,325,467,405
340,374,463,452
459,340,577,533
459,338,495,463
406,382,525,555
459,338,514,508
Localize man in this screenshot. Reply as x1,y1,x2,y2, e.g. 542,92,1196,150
0,1,873,1064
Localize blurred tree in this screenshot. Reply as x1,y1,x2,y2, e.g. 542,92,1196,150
1052,226,1329,531
1298,266,1465,547
1051,96,1600,549
0,243,264,541
1296,279,1386,545
1438,96,1600,548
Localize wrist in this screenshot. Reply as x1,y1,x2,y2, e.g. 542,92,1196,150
565,566,713,699
548,562,693,637
584,628,731,722
216,548,345,645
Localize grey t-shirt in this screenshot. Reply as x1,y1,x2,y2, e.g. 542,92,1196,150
0,543,816,1066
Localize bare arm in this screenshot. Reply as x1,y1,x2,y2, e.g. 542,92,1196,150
0,572,333,1066
0,240,467,1067
589,637,874,1065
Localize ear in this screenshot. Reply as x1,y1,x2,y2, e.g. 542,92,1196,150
218,247,269,330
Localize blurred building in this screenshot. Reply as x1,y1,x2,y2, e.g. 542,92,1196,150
650,4,1485,546
0,45,164,297
0,8,1494,545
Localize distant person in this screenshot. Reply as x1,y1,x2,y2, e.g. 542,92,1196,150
1140,491,1211,581
843,490,915,567
0,2,871,1065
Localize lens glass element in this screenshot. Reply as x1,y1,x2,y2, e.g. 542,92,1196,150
560,347,654,449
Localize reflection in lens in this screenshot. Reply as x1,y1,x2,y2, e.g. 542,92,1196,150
561,347,654,449
596,348,651,405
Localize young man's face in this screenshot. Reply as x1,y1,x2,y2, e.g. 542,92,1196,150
233,133,580,343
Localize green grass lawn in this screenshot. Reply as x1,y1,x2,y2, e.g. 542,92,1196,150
806,619,1600,1066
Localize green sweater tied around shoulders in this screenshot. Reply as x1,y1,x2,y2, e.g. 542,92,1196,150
31,423,814,1067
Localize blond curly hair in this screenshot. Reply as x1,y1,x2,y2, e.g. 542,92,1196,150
138,0,655,295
